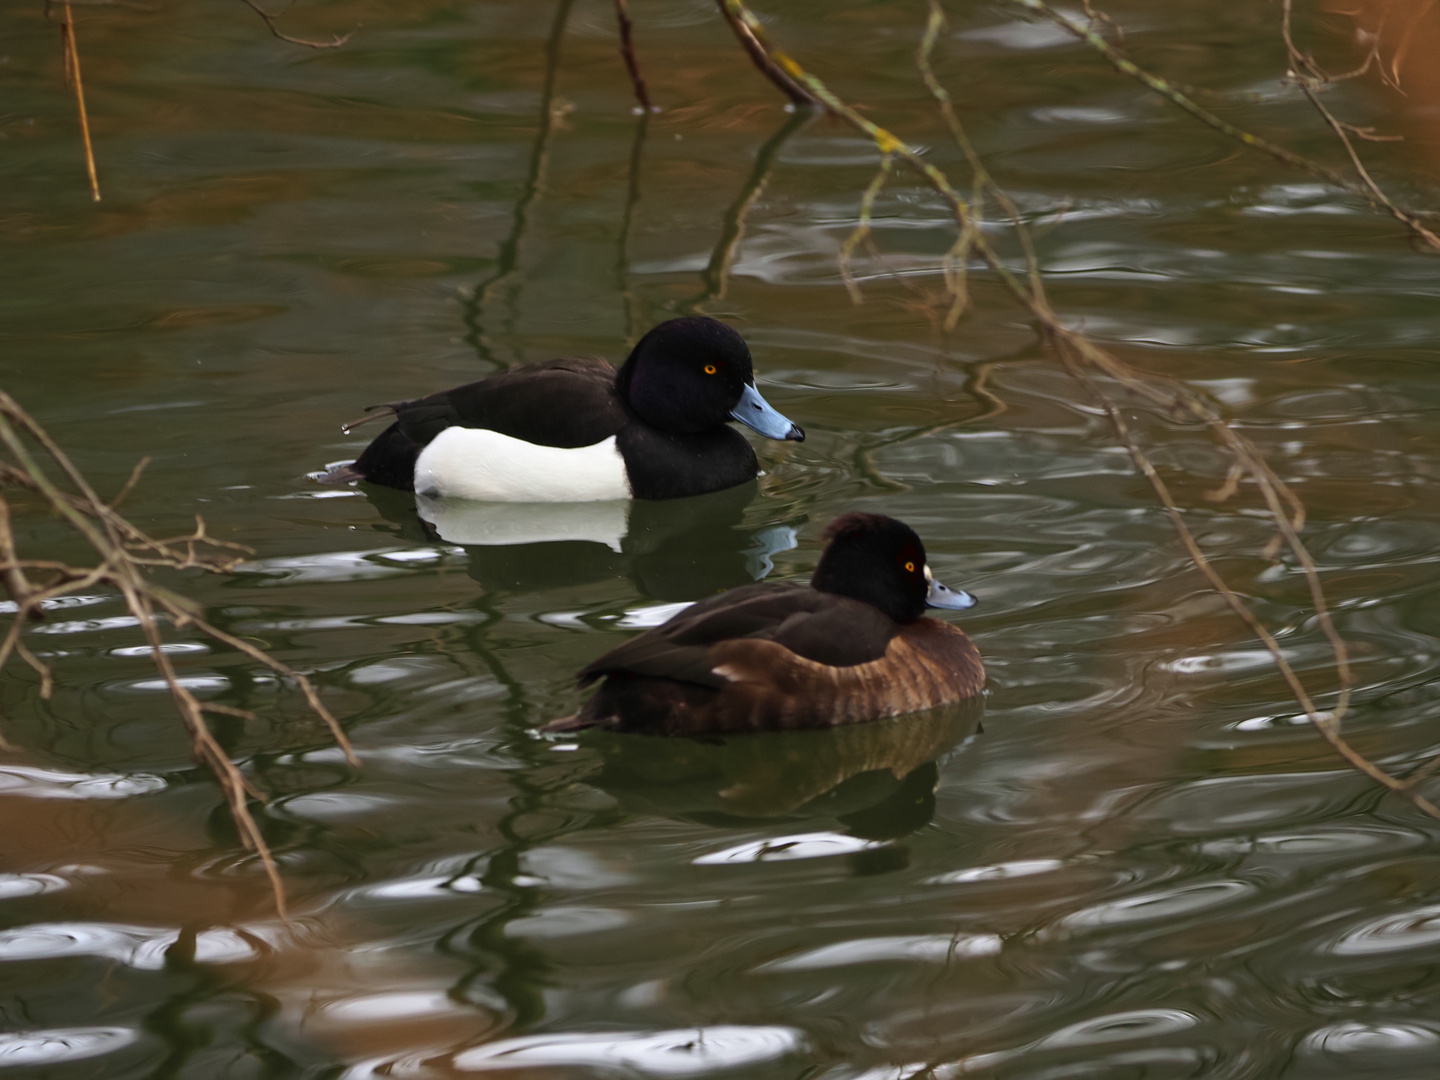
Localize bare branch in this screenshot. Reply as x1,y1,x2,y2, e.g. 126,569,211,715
714,0,1440,820
0,392,359,916
714,0,823,108
1278,0,1440,249
613,0,653,112
238,0,355,49
1014,0,1440,250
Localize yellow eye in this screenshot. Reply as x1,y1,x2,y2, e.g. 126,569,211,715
904,561,915,573
704,364,717,374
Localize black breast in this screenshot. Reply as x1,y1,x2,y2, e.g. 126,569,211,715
352,357,625,490
616,423,759,501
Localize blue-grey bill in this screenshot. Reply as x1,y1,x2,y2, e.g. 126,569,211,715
926,576,977,610
731,382,805,441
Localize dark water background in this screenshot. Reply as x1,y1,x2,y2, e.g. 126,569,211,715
6,0,1440,1076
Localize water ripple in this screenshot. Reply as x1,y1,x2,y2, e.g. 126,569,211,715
447,1026,806,1075
1058,880,1256,932
693,832,884,864
1327,904,1440,956
0,922,260,969
0,765,166,800
1301,1020,1440,1055
0,1027,141,1067
760,934,1002,972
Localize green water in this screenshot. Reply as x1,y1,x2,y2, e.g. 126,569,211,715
5,0,1440,1076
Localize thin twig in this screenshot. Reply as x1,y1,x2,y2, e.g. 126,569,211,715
1278,0,1440,249
613,0,653,112
238,0,355,49
714,0,823,108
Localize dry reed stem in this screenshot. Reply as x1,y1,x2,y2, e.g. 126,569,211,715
0,391,360,917
720,0,1440,819
57,2,101,201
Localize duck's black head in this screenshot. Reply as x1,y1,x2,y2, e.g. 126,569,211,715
811,512,976,624
616,317,804,441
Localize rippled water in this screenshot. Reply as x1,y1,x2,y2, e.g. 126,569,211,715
6,0,1440,1076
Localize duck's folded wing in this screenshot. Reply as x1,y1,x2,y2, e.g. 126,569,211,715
387,357,625,449
578,584,897,688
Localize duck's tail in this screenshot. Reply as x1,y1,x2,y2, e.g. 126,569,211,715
340,403,400,435
314,461,364,485
539,712,594,734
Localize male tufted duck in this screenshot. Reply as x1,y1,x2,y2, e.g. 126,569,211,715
547,512,983,735
333,317,803,501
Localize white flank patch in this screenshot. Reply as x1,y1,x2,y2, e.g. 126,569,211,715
413,429,630,502
416,494,629,551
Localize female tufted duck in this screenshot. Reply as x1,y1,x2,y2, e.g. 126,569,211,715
548,512,983,735
333,317,803,501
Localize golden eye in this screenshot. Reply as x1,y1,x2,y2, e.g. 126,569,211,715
704,364,717,374
904,561,915,573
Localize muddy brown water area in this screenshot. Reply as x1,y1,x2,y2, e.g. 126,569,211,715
5,1,1440,1076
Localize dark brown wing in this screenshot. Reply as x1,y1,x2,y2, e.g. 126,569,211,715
577,584,900,689
561,617,982,735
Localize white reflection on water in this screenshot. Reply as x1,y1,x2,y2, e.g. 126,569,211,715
1301,1021,1440,1054
1057,880,1256,932
449,1025,805,1075
0,873,68,899
0,765,166,800
0,594,108,615
236,547,463,584
308,990,457,1026
1329,903,1440,955
760,933,1002,971
417,494,629,550
614,600,695,629
926,858,1065,884
694,832,883,864
0,1027,140,1067
938,1009,1200,1075
0,922,259,969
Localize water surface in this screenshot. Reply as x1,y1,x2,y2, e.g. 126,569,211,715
5,1,1440,1077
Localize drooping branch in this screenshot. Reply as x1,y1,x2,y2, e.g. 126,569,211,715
714,0,823,108
715,0,1440,820
1277,0,1440,250
1011,0,1440,251
0,391,360,918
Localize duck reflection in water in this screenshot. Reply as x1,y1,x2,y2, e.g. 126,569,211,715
360,479,800,600
583,698,983,843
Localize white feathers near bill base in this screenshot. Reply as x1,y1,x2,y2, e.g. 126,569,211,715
412,429,631,502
